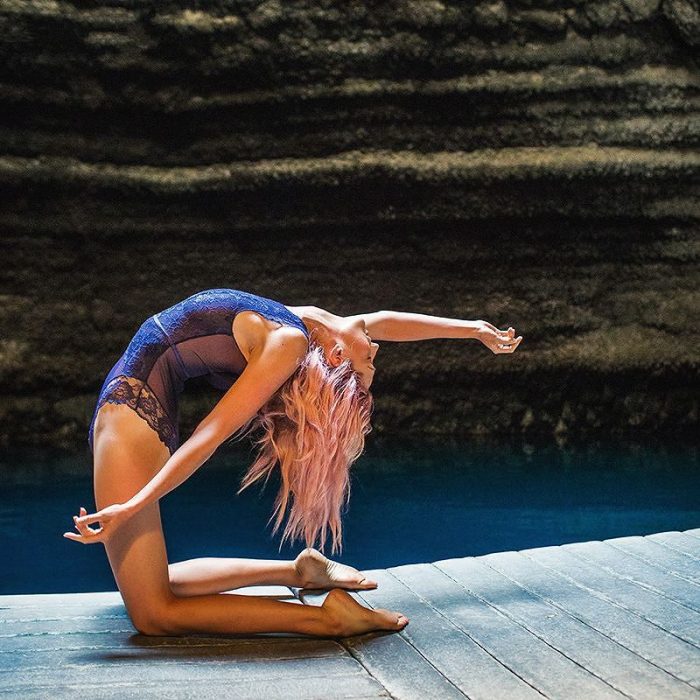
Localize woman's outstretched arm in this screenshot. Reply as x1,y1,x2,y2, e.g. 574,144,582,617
355,311,523,353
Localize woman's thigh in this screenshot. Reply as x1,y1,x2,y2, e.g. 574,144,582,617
92,402,174,627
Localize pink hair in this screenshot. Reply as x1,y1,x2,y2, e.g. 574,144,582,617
229,339,374,555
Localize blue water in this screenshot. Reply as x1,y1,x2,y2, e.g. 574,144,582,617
1,437,698,595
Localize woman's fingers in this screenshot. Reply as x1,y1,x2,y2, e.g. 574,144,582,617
495,336,522,353
478,324,522,354
70,509,106,537
481,321,518,339
65,502,128,545
74,515,94,536
493,324,517,339
63,531,104,544
64,504,113,544
76,511,104,526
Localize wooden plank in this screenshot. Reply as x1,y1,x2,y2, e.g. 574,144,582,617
479,549,700,689
564,540,700,613
3,530,698,699
388,562,623,699
0,615,137,636
0,632,143,654
0,600,126,619
0,631,345,654
0,607,130,623
299,586,466,700
0,592,122,609
684,528,700,540
0,639,346,673
0,673,388,699
1,624,350,653
524,545,700,647
343,628,466,700
435,554,695,699
0,654,377,692
354,569,544,700
604,536,699,583
648,532,700,559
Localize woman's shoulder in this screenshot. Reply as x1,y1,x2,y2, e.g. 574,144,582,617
233,310,308,364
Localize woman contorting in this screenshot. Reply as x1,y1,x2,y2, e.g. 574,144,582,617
65,288,522,638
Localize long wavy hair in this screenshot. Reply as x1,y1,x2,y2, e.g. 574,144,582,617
228,338,374,556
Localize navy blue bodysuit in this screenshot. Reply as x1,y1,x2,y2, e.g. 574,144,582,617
87,289,310,456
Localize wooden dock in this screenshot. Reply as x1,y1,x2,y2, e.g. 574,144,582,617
2,528,699,699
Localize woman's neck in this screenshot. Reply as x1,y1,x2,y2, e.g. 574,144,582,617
286,305,340,343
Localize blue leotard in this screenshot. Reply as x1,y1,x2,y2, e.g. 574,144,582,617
87,289,310,456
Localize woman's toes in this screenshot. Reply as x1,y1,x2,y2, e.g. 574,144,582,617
359,577,378,589
375,607,409,630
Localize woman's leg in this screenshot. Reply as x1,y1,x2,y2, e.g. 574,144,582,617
169,557,301,596
91,403,406,637
168,550,379,597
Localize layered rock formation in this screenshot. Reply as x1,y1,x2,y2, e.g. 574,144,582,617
1,0,698,450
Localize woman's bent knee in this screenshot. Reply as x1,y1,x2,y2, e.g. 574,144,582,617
130,611,173,637
132,617,168,637
128,598,178,636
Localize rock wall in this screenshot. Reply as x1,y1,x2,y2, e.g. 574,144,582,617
1,0,698,450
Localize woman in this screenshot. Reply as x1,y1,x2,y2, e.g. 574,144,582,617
65,288,522,638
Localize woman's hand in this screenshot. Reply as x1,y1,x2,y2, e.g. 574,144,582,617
63,504,132,544
476,321,523,354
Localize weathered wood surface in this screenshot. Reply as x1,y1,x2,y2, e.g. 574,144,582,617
1,528,698,699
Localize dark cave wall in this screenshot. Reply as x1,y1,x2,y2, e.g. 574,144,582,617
0,0,698,450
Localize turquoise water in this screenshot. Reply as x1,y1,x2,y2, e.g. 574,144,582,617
1,437,698,594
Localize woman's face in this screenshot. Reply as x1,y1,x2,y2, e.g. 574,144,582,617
342,318,379,389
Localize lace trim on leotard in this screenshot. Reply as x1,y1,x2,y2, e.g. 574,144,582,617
96,375,177,453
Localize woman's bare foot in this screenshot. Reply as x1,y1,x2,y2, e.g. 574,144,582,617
321,588,409,637
294,547,378,591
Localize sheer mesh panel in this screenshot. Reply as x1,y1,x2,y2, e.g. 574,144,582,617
87,289,309,457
